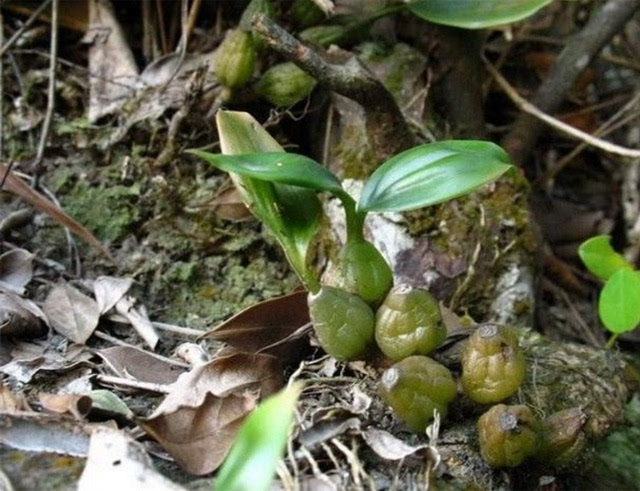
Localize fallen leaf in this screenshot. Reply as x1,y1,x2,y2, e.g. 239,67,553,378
0,292,48,338
43,282,100,344
0,162,111,258
78,427,186,491
93,276,133,314
362,428,427,460
0,248,34,295
212,187,252,222
96,346,185,385
0,412,91,456
38,393,93,419
83,0,138,122
114,296,159,350
140,352,283,475
202,290,311,362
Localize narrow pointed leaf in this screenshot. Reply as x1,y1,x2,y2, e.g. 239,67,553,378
215,383,302,491
409,0,553,29
599,269,640,334
206,110,322,288
359,140,511,213
187,151,343,194
578,235,633,281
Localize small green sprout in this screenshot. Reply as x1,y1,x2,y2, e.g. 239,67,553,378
190,110,512,362
579,235,640,348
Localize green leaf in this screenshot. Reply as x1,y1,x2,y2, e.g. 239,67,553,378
215,383,302,491
578,235,633,281
408,0,553,29
200,110,321,290
187,151,343,195
358,140,511,213
599,269,640,334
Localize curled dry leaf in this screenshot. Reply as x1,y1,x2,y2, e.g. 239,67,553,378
0,248,34,295
43,282,100,344
0,292,48,339
212,187,253,222
140,352,283,475
298,417,361,447
0,412,91,457
0,381,28,413
78,427,186,491
202,290,310,362
38,393,93,419
96,346,186,386
93,276,133,315
362,428,428,461
114,296,159,350
174,343,209,366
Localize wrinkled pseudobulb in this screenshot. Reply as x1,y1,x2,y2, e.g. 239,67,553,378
379,356,457,433
375,284,446,361
214,29,256,89
536,407,587,468
461,323,525,404
477,404,539,468
308,286,374,361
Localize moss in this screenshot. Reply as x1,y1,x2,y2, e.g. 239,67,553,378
61,181,141,243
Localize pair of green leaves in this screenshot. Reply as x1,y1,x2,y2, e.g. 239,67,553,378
408,0,554,29
191,111,511,290
578,236,640,335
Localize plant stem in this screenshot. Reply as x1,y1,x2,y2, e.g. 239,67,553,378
338,191,366,244
605,333,620,350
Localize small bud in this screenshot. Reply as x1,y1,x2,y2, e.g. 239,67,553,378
461,324,526,404
308,286,375,361
254,62,317,107
214,29,256,89
375,284,446,361
379,356,457,433
299,25,347,47
477,404,539,467
290,0,326,28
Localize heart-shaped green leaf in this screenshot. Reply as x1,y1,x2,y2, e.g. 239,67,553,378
187,151,343,195
578,235,633,281
599,268,640,334
199,110,321,290
409,0,553,29
358,140,511,213
215,383,302,491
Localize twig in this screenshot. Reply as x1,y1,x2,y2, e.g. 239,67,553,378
251,14,416,162
0,9,4,160
0,0,53,58
32,0,59,188
486,58,640,160
95,374,172,394
501,0,640,164
151,321,202,338
186,0,203,41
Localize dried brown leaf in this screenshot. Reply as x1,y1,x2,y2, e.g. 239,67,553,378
212,187,252,222
142,392,257,476
0,292,48,338
43,282,100,344
0,248,34,295
84,0,138,122
140,352,283,475
93,276,133,314
362,428,427,460
202,290,310,362
0,162,112,259
79,427,186,491
114,296,159,350
96,346,186,385
38,393,93,419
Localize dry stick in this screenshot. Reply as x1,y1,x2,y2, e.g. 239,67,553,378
96,374,172,394
486,58,640,160
0,9,4,161
501,0,640,165
32,0,59,188
251,14,416,162
0,0,53,58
